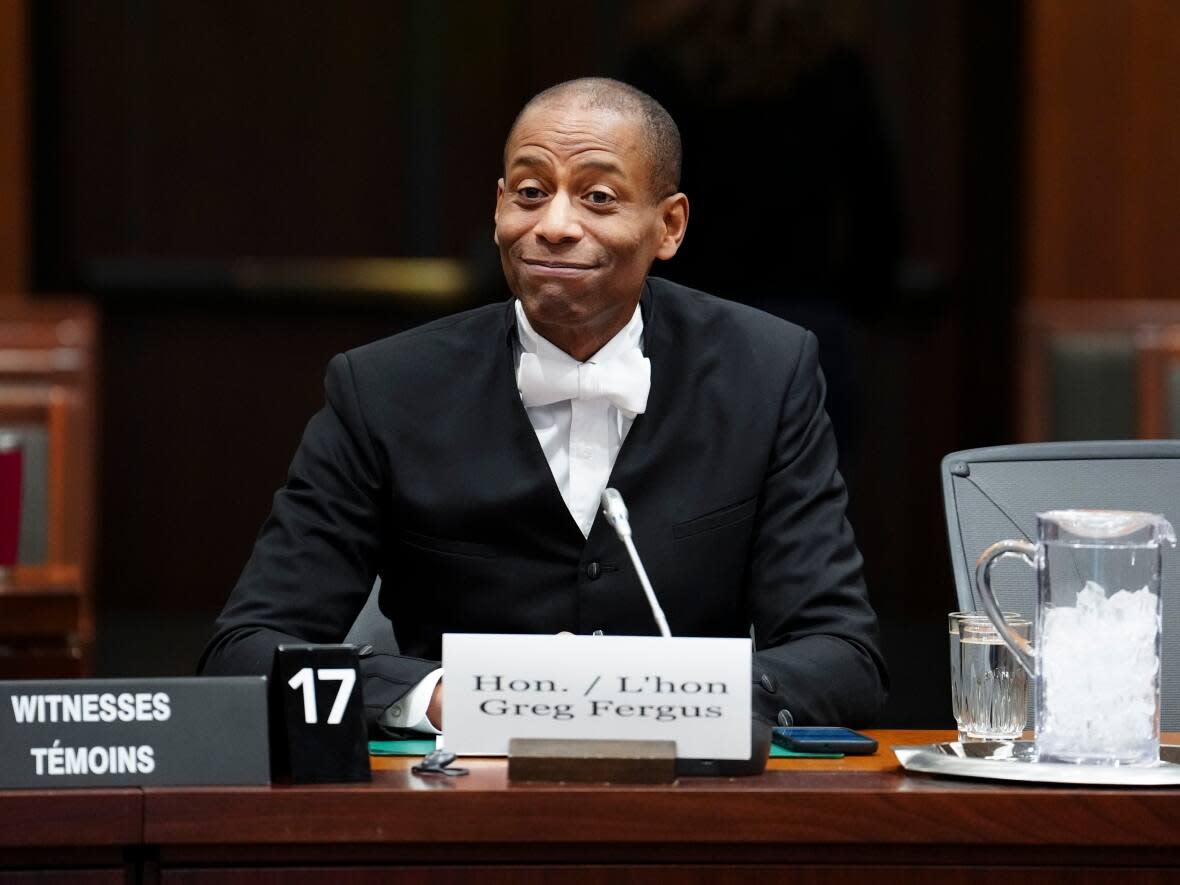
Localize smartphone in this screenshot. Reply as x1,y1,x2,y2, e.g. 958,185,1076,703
771,726,878,755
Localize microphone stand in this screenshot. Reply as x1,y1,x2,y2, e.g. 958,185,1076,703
600,488,671,638
599,488,770,777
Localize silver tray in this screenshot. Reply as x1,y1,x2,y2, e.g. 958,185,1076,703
893,741,1180,786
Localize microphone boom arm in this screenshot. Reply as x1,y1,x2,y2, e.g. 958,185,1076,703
601,488,672,638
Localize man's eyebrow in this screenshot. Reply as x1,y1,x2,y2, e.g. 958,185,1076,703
508,154,627,177
571,157,626,177
508,153,551,172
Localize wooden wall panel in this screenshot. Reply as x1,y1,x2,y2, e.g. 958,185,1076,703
0,0,28,292
33,1,611,287
1026,0,1180,301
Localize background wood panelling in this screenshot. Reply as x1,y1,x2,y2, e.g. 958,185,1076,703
0,0,29,292
1026,0,1180,302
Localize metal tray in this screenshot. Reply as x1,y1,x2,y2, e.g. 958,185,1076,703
893,741,1180,786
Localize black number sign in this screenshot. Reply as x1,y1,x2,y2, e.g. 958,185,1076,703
270,644,370,783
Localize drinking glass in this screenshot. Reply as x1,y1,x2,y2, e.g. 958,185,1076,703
958,618,1032,741
949,610,1019,741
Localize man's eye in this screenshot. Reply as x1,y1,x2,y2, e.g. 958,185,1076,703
585,191,616,206
517,187,546,200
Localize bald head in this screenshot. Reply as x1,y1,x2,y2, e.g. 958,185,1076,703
506,78,682,201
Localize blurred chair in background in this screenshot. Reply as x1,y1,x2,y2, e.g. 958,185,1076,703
343,578,399,656
1135,326,1180,439
0,300,96,677
1021,300,1180,442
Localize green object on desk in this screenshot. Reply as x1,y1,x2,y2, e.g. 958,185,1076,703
370,739,438,756
770,744,843,759
370,740,841,759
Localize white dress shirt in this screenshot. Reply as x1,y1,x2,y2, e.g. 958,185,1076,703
513,298,644,537
381,300,647,734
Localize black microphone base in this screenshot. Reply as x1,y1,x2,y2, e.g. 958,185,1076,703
675,714,772,777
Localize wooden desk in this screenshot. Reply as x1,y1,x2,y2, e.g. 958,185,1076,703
141,729,1180,882
6,730,1180,883
0,786,139,882
0,564,84,677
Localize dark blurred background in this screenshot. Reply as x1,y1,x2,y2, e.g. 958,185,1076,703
1,0,1177,727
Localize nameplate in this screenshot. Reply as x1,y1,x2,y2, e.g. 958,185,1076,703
0,677,270,788
442,634,751,759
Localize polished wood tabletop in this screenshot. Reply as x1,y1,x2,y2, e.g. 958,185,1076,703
6,729,1180,882
138,730,1180,859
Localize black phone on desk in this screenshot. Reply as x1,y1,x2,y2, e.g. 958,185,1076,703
771,726,878,755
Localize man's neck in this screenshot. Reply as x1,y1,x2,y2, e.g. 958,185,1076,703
523,303,640,363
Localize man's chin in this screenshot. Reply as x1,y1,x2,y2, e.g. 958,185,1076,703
518,283,591,324
521,307,580,333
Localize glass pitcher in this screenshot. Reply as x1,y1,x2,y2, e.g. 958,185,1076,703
975,509,1175,765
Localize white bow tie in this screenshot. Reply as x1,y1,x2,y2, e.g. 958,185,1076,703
517,348,651,418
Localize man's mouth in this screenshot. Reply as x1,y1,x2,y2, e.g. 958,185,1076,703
520,258,597,278
521,259,596,270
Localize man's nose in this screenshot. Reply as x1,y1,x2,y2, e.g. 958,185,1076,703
533,192,582,243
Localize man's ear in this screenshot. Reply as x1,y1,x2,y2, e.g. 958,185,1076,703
493,178,505,246
655,193,689,261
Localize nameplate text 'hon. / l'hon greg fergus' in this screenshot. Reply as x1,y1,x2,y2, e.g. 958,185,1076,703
442,634,751,759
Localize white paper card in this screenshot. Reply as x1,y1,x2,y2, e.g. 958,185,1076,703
442,634,751,758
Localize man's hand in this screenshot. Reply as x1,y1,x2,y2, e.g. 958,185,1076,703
427,678,444,731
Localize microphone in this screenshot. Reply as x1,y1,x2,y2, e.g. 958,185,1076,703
601,488,672,638
601,488,769,778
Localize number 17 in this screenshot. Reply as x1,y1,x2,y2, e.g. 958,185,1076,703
287,667,356,725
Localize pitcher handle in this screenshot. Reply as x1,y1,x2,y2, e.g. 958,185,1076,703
974,539,1037,676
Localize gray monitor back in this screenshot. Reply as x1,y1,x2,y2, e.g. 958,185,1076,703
941,440,1180,730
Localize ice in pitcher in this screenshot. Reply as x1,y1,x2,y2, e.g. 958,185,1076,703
1038,581,1160,764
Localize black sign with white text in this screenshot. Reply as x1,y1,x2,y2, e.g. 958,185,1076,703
271,644,370,784
0,677,270,788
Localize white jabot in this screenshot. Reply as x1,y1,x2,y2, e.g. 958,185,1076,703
514,299,648,537
517,345,650,417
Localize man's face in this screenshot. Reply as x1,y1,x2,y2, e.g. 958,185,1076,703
494,103,686,357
